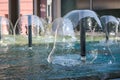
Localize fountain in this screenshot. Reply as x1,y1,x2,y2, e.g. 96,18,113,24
0,16,13,42
0,10,120,80
100,15,119,42
64,10,102,61
0,16,13,52
14,15,46,49
47,17,77,65
51,18,75,37
46,10,120,67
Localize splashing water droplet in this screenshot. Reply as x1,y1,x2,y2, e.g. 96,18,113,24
108,60,112,64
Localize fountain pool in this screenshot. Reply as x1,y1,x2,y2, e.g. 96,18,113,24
0,41,120,80
0,10,120,80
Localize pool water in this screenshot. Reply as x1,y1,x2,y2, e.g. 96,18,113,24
0,41,120,80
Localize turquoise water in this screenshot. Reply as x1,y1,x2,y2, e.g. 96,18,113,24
0,42,120,80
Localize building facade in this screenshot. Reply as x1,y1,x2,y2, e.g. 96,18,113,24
0,0,120,20
0,0,47,19
53,0,120,18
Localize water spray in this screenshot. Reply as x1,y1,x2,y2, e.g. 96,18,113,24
47,24,59,63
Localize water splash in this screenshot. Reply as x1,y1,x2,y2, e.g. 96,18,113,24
64,10,102,28
14,15,49,51
52,18,76,38
100,15,119,25
52,54,81,66
95,39,116,64
90,49,98,63
100,15,119,42
0,16,13,53
47,18,77,64
14,15,45,36
48,10,103,66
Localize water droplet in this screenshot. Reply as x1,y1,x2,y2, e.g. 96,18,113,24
108,60,112,64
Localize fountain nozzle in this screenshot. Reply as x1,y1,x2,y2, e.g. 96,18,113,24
28,15,32,48
80,18,86,62
28,47,32,50
81,56,86,63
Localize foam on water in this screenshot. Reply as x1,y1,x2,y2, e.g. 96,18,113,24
52,54,81,66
